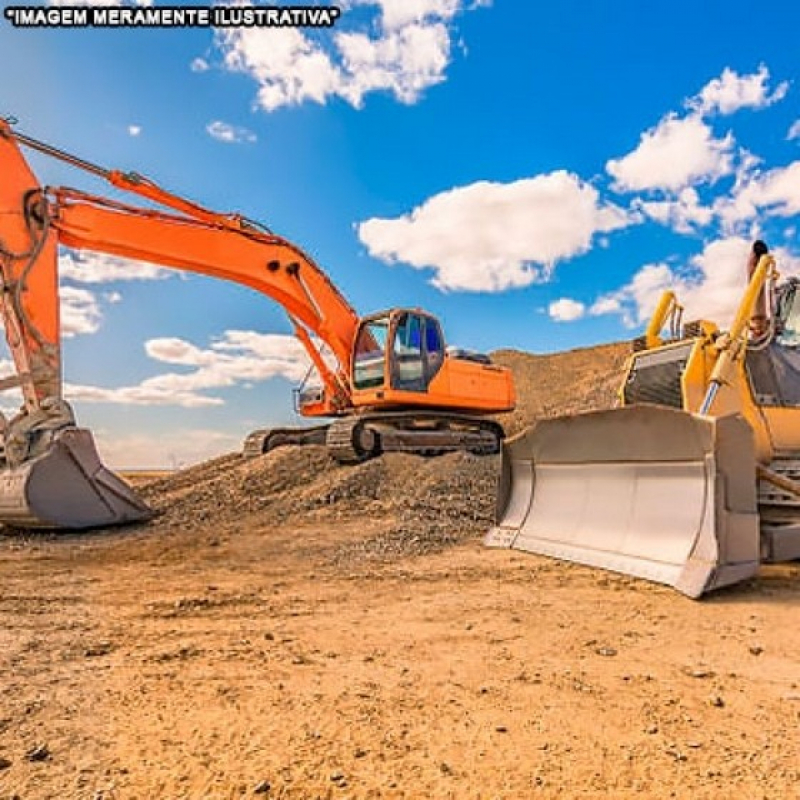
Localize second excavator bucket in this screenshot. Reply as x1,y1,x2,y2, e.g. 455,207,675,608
486,405,761,598
0,427,152,530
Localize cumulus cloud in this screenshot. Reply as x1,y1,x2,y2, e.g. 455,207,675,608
67,331,312,408
690,65,788,116
549,298,585,322
190,57,210,73
715,161,800,230
605,65,791,236
206,120,257,144
589,237,800,329
636,187,714,233
60,250,172,283
61,286,103,337
607,114,734,193
210,0,485,111
358,171,631,292
127,124,142,137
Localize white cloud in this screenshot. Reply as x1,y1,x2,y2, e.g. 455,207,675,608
60,249,172,283
590,237,800,330
61,286,103,337
549,298,585,322
335,21,451,107
590,262,674,328
715,160,800,229
607,114,734,193
367,0,465,30
67,331,312,408
127,125,142,137
690,65,788,116
636,187,714,233
190,57,210,73
358,171,631,292
211,0,484,112
206,120,257,144
789,121,800,141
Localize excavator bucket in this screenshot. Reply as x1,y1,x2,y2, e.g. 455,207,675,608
486,405,761,598
0,427,152,530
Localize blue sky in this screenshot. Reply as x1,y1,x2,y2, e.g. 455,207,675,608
2,0,800,467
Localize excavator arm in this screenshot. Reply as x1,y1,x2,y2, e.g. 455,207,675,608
0,121,368,529
0,121,361,418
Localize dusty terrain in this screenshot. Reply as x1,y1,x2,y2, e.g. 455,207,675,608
1,343,799,800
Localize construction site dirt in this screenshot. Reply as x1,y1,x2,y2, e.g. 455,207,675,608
1,344,799,799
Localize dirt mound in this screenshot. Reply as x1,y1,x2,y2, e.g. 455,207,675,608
140,444,498,560
136,339,630,560
493,341,632,436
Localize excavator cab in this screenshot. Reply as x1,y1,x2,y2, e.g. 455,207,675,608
352,310,445,395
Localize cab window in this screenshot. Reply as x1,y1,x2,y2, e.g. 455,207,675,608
392,313,425,390
353,317,389,389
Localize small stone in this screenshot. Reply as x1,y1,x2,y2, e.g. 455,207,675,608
645,725,659,735
595,646,617,657
0,756,11,770
253,779,271,794
330,770,345,782
264,632,275,641
495,725,508,733
685,667,714,679
439,762,453,775
710,695,725,707
26,743,50,762
84,642,113,658
749,645,764,656
353,748,367,759
686,741,702,749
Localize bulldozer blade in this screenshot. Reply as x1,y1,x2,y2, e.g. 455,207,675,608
0,427,153,529
486,406,761,598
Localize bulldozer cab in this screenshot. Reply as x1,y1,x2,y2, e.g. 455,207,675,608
352,310,445,394
746,278,800,407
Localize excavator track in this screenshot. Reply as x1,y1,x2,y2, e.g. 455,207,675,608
327,411,503,465
242,425,330,458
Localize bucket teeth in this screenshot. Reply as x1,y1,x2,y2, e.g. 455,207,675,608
0,427,152,530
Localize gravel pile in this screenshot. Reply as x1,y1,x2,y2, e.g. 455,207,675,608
138,341,630,561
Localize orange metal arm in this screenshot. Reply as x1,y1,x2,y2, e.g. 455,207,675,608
0,121,359,412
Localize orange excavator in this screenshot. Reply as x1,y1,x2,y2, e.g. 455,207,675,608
0,120,514,530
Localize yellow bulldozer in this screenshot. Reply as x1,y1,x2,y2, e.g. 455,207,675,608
488,241,800,597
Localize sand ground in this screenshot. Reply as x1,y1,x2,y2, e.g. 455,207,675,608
1,512,798,800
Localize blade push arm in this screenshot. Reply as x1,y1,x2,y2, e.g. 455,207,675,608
700,241,777,415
